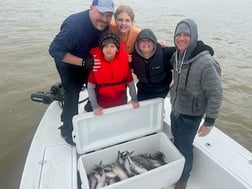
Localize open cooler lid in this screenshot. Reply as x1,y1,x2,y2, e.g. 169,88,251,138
73,98,164,154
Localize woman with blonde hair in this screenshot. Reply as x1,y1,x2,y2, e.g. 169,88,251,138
109,5,140,54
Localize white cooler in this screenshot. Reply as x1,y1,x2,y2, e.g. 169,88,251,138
72,98,185,189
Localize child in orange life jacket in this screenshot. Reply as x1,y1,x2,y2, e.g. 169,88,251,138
87,31,139,115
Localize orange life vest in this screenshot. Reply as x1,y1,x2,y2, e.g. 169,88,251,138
88,42,133,108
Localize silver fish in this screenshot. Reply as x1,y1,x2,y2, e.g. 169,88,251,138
131,155,156,170
110,163,128,180
105,170,117,179
87,150,166,188
140,153,165,168
117,151,135,177
123,156,135,177
150,151,166,163
88,173,97,189
93,164,106,189
126,155,148,174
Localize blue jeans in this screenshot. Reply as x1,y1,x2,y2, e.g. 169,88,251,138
170,111,202,182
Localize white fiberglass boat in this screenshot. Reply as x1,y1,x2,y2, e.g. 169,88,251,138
19,85,252,189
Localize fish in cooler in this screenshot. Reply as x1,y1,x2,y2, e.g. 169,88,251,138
87,150,167,189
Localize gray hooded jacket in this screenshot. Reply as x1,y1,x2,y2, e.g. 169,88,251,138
170,18,223,126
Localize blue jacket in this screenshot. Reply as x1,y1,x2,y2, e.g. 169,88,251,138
49,10,104,66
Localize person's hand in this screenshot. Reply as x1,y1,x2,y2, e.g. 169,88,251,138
92,55,101,72
198,124,212,137
157,40,168,47
84,57,94,71
128,54,132,63
93,107,103,116
129,101,140,109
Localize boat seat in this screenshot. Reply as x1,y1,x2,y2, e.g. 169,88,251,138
38,144,77,189
192,127,252,189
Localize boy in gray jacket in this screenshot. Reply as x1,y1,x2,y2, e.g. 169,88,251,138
170,18,223,189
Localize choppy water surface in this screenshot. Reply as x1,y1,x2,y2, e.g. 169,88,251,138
0,0,251,188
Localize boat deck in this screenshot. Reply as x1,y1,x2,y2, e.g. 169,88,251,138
19,97,252,189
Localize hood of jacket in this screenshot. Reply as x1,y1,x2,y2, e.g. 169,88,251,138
135,28,157,59
190,40,214,59
174,18,198,61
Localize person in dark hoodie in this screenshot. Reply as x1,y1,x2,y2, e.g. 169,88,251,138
131,28,175,101
170,18,223,189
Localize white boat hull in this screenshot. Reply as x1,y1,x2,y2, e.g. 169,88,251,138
19,90,252,189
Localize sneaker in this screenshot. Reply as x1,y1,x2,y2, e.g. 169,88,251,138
63,135,76,146
58,126,75,146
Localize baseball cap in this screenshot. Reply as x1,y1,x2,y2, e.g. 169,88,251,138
92,0,115,13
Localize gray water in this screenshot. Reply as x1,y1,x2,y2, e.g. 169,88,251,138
0,0,252,188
